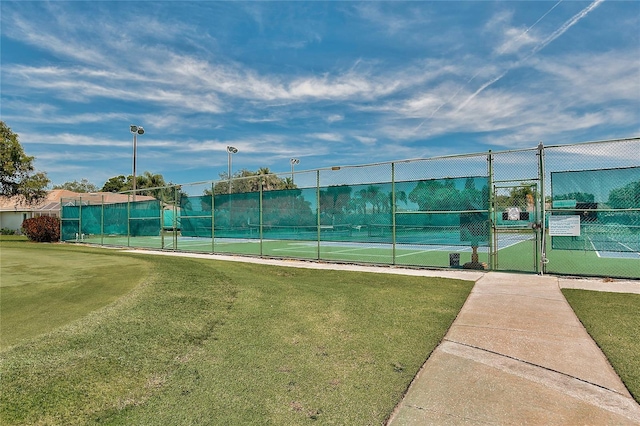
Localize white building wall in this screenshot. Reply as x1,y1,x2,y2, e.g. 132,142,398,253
0,212,30,231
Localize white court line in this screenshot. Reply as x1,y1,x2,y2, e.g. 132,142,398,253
271,244,467,260
618,241,640,254
589,238,602,258
587,238,640,259
395,250,437,258
173,236,531,257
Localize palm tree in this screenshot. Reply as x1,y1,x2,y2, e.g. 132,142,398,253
393,190,408,211
137,171,167,199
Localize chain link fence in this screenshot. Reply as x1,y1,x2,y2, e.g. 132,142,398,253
60,137,639,279
544,139,640,278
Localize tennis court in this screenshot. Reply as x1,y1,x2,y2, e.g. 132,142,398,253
79,227,533,269
61,138,639,279
551,224,640,260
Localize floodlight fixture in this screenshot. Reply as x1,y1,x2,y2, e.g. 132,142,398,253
290,158,300,184
227,146,239,193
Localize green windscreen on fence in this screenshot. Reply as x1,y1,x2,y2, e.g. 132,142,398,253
551,166,640,252
61,203,80,241
163,209,180,230
103,202,128,235
61,199,161,240
129,200,161,236
261,188,317,240
214,191,261,238
180,195,213,237
80,205,102,235
318,182,392,243
394,176,490,246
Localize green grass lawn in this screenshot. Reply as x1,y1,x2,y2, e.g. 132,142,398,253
0,238,473,425
563,289,640,403
0,237,148,349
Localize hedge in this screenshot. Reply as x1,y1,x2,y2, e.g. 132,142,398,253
22,216,60,242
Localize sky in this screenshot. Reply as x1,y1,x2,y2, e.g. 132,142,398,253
1,0,639,190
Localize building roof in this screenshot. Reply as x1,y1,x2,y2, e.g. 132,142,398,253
0,190,156,212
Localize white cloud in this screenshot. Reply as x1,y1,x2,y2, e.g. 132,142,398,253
6,13,107,65
531,53,640,104
354,136,377,145
4,112,128,125
19,132,128,147
353,3,432,35
306,133,344,142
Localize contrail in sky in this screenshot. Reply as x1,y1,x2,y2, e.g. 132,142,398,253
454,0,604,113
495,0,564,56
414,0,564,132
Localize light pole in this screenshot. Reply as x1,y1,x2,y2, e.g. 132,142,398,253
290,158,300,185
227,146,238,194
130,125,145,200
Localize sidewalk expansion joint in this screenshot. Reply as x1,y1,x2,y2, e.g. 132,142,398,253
470,291,565,303
440,339,640,422
449,323,584,337
403,404,494,425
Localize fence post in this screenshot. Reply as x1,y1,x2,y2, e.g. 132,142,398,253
391,162,397,265
101,195,104,246
487,151,496,270
260,182,264,256
537,142,547,275
127,194,131,247
78,197,83,243
316,170,321,260
174,186,179,251
161,199,165,249
59,199,64,241
211,183,215,253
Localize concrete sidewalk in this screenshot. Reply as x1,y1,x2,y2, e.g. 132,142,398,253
387,272,640,425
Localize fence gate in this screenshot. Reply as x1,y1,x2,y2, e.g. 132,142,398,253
491,181,542,273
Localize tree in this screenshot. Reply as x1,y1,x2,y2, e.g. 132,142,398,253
212,168,292,195
101,175,128,192
356,185,381,215
135,171,167,199
553,192,595,204
0,121,50,201
53,178,98,193
319,185,352,224
608,181,640,209
101,172,182,203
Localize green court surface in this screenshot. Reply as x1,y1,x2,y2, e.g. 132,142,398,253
78,234,494,267
74,232,639,279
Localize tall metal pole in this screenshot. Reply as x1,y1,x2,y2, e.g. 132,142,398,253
227,146,238,194
132,132,137,199
290,158,300,185
130,125,144,201
228,150,231,194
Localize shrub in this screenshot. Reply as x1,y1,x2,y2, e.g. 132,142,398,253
21,216,60,242
1,228,16,235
